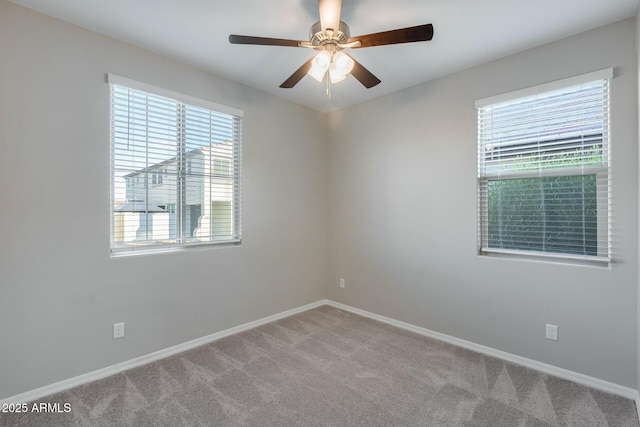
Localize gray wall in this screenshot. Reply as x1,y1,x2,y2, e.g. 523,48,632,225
1,1,638,399
326,18,638,387
637,6,640,394
0,1,327,399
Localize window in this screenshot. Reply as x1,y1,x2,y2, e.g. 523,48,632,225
151,171,162,185
477,69,611,262
213,159,231,177
109,75,242,256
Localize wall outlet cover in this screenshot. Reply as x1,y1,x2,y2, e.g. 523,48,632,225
545,324,558,341
113,322,125,339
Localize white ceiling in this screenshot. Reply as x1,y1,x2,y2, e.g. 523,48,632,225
9,0,639,112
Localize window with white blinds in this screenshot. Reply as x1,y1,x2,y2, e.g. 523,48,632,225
476,69,612,263
109,75,242,256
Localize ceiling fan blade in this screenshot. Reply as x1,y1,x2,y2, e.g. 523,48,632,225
318,0,342,33
349,24,434,49
229,34,305,47
280,56,315,88
347,55,381,89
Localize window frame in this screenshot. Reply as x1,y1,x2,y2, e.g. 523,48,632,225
475,69,612,264
108,74,243,257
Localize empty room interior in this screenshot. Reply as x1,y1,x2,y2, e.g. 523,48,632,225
3,0,640,425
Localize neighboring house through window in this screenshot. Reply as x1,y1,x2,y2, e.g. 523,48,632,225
476,69,612,263
109,74,242,255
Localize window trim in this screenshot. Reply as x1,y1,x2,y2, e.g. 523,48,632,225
107,74,244,118
476,69,612,264
108,74,243,257
475,68,613,108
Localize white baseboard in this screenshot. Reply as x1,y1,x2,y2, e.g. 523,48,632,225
326,300,638,401
2,298,637,408
0,299,329,405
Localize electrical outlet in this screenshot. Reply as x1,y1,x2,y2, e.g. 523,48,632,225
339,278,345,289
545,324,558,341
113,322,125,339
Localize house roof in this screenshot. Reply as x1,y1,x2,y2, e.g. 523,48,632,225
114,201,166,212
123,148,204,178
123,141,234,178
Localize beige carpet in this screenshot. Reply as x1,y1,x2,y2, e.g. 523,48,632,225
1,305,638,426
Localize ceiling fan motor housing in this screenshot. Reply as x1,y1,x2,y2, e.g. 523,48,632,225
310,21,350,46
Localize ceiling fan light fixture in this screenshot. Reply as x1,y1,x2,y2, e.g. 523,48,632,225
229,0,433,90
329,69,346,83
308,50,331,81
333,51,354,73
328,51,353,83
329,63,346,83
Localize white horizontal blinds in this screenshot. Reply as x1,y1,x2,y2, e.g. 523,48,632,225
110,78,242,254
477,74,610,262
183,104,242,243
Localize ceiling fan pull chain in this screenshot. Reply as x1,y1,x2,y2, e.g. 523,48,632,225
326,74,331,99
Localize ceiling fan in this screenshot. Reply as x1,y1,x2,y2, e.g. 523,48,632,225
229,0,434,89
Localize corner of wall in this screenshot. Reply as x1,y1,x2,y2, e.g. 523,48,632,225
636,9,640,393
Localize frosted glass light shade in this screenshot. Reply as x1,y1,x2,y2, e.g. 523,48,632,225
308,51,331,82
329,51,354,83
333,52,354,74
329,65,347,83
